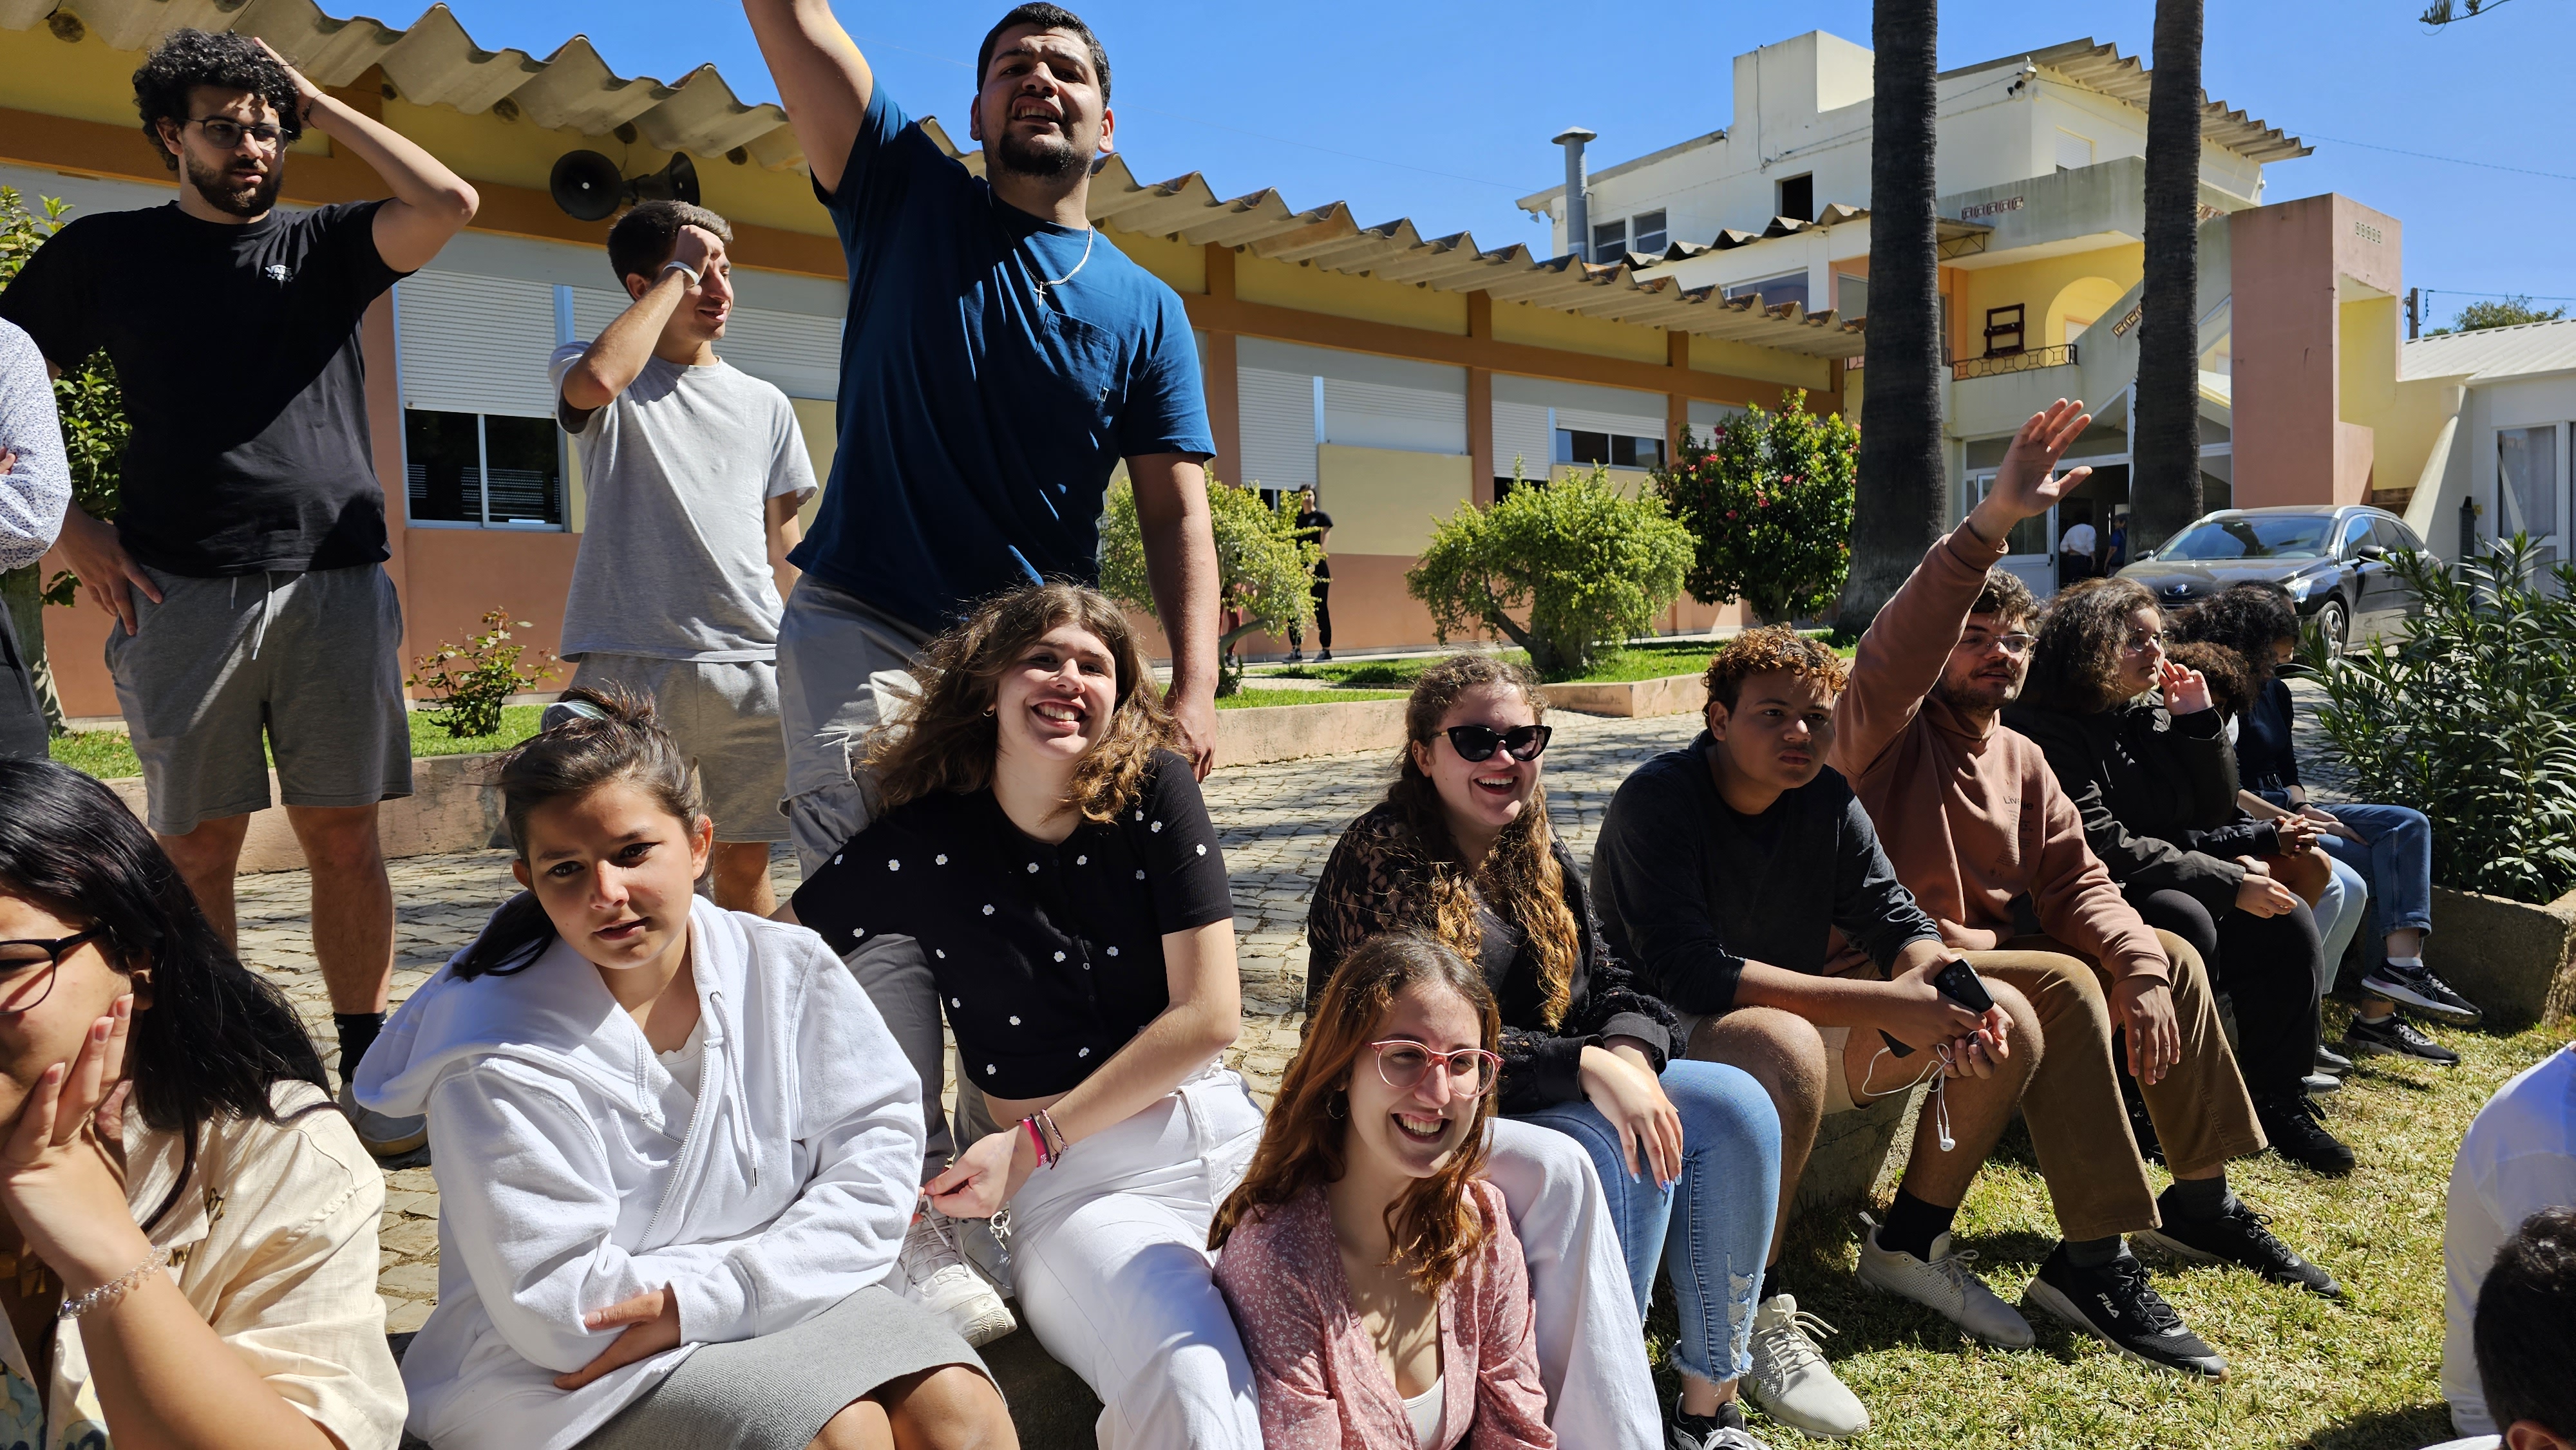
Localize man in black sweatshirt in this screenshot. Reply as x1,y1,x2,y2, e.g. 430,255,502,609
1593,626,2033,1438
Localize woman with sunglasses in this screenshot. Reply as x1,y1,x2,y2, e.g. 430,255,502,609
1212,933,1551,1450
1309,655,1781,1450
0,758,405,1449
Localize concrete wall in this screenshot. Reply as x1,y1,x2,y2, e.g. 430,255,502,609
2230,195,2403,509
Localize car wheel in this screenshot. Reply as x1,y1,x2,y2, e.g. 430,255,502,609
2313,598,2350,661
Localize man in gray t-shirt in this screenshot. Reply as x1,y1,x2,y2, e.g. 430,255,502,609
550,201,815,912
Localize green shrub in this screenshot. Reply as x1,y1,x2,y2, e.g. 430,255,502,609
1653,390,1857,625
1097,473,1316,696
2305,538,2576,903
406,608,558,740
1407,467,1692,679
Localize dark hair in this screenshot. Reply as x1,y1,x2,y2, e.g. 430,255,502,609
2475,1204,2576,1435
453,686,704,980
2164,641,2251,720
1705,625,1849,713
976,4,1112,101
606,201,735,290
1211,933,1499,1292
865,583,1173,824
2170,581,2302,690
2024,576,2159,713
1971,567,2039,627
0,760,328,1135
132,30,305,174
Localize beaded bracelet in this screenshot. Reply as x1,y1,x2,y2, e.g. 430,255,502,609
59,1248,169,1321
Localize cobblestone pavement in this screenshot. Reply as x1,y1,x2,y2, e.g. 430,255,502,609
236,681,2352,1336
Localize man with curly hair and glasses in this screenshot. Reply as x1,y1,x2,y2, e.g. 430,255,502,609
0,27,478,1158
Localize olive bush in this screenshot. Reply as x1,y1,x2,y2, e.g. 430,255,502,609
1408,467,1692,679
1098,473,1316,696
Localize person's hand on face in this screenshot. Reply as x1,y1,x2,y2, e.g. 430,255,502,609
511,784,714,974
1341,983,1492,1186
660,227,734,339
994,624,1121,773
1707,670,1836,805
1413,685,1544,856
2156,657,2211,715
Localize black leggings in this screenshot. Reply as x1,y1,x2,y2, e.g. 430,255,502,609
1289,577,1332,650
2132,888,2322,1098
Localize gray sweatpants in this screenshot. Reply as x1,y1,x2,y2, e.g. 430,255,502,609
776,574,951,1178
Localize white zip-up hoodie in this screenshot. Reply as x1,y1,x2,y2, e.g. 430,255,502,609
355,896,924,1450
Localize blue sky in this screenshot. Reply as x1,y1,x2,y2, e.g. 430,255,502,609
429,0,2575,329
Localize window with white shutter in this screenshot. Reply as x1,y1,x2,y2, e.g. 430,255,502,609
395,270,567,529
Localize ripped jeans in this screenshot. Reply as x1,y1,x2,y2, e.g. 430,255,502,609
1511,1060,1779,1386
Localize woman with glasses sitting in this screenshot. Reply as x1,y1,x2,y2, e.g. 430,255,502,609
0,759,404,1449
1211,933,1552,1450
1308,655,1781,1450
2005,580,2351,1176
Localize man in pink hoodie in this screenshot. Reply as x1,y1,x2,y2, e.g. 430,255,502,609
1826,400,2338,1380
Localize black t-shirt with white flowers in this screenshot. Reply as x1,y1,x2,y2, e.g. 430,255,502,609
791,749,1235,1098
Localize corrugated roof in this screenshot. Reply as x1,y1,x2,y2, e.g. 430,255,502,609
2400,317,2576,382
1977,39,2310,164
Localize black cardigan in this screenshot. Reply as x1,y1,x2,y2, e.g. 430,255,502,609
1306,802,1676,1115
2005,693,2283,914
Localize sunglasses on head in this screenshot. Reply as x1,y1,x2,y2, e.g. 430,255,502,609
1442,723,1551,763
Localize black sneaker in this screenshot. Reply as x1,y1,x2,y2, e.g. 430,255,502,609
2121,1070,2164,1165
2359,962,2483,1024
2137,1191,2343,1298
2344,1012,2461,1066
2315,1043,2353,1076
1316,650,1334,662
1668,1397,1762,1450
2255,1093,2356,1176
2023,1245,2228,1379
1284,649,1303,663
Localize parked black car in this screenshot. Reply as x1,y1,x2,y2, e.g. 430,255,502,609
2116,504,2427,655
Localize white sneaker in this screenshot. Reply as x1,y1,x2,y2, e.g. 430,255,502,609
1855,1214,2035,1349
897,1205,1016,1347
1743,1294,1869,1440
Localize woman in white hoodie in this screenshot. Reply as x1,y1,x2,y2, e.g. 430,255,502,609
357,690,1013,1450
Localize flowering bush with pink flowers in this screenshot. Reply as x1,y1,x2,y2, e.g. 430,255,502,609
1654,389,1858,625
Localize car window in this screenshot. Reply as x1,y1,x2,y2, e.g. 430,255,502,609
2371,518,2416,553
2338,516,2374,556
2157,515,2338,561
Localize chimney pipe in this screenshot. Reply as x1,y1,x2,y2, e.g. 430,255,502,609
1553,127,1596,261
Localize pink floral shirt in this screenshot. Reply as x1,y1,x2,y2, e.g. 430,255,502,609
1214,1179,1555,1450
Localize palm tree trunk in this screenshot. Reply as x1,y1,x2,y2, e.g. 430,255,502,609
2134,0,2204,554
1837,0,1944,630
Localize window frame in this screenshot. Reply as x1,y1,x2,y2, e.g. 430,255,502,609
401,407,569,532
1631,209,1668,255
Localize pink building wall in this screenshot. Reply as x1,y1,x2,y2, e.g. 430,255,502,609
2229,194,2403,509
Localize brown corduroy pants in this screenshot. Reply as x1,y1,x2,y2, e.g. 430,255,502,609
1963,930,2268,1241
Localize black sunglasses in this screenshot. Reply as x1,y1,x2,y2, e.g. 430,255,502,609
1442,723,1551,763
0,927,106,1012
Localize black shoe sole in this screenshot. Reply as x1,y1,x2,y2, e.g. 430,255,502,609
2342,1033,2461,1066
2022,1279,2228,1379
2358,976,2483,1024
2133,1226,2343,1298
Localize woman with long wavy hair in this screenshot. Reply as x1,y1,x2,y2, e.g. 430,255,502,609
1307,655,1781,1450
782,582,1260,1449
1211,933,1550,1450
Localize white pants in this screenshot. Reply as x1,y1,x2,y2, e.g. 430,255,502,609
983,1073,1660,1450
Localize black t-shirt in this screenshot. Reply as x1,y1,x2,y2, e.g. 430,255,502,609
0,201,403,577
791,749,1235,1098
1295,509,1333,578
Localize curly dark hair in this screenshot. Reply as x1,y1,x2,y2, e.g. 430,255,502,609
2476,1205,2576,1436
1704,625,1849,712
133,30,305,173
2170,581,2301,689
2164,641,2250,721
1973,567,2038,627
2024,576,2158,713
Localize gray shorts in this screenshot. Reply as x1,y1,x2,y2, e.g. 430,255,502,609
567,653,789,843
105,563,410,836
775,576,928,875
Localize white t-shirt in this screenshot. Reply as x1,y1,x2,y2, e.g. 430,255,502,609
2443,1043,2576,1435
549,347,817,663
2061,522,2098,557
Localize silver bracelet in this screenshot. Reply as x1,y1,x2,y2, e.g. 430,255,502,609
58,1248,169,1321
661,259,701,288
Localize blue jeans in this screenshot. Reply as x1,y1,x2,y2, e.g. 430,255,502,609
2313,854,2369,997
2315,802,2434,973
1512,1059,1779,1386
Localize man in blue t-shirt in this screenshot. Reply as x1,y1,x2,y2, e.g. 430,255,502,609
744,0,1220,880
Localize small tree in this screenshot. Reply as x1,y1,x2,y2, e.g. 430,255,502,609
2429,295,2566,335
0,187,128,607
1097,473,1316,696
1653,390,1857,625
1408,467,1691,679
406,609,558,740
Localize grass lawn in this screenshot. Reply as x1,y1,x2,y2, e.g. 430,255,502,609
1215,687,1408,709
50,704,551,782
1261,638,1855,690
1648,1001,2576,1448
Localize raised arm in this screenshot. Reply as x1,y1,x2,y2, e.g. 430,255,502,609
741,0,875,196
559,226,728,415
257,41,475,273
1130,452,1222,778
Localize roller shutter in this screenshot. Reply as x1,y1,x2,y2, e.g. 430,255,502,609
395,270,559,419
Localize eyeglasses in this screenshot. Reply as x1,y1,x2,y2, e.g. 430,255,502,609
1961,632,2037,658
1441,724,1551,763
1367,1039,1502,1098
189,117,286,151
2121,628,2168,655
0,927,105,1013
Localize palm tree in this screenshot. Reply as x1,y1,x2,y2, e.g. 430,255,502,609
1837,0,1943,630
2132,0,2204,554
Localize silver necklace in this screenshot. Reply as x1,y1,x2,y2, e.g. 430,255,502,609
998,191,1094,305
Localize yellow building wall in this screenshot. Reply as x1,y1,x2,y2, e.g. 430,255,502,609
1318,445,1472,555
791,398,838,531
1955,243,2144,357
2043,276,2129,348
385,102,830,238
2338,296,2399,427
1106,228,1205,295
1688,335,1833,392
2375,375,2461,507
1236,255,1468,335
1489,298,1665,363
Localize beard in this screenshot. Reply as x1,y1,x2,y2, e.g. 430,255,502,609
994,126,1090,182
1932,664,2023,715
184,151,281,218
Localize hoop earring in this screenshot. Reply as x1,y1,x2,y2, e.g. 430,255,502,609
1325,1092,1346,1120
